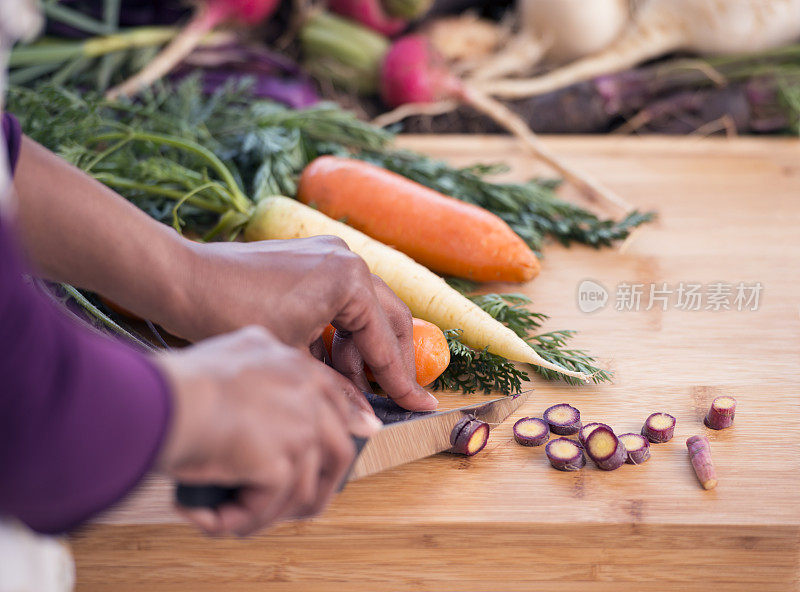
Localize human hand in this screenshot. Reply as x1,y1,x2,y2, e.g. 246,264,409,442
155,326,382,536
161,237,437,412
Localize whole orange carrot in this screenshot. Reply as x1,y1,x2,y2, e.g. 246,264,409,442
297,156,540,283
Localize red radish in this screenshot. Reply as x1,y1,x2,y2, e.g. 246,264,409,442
328,0,407,37
377,34,632,214
107,0,280,99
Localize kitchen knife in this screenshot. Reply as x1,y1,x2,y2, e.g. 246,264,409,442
176,390,531,508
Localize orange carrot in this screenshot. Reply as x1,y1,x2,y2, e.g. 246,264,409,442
297,156,540,283
322,318,450,386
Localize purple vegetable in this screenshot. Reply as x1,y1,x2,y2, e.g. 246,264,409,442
585,426,626,471
618,433,651,465
704,396,736,430
545,438,585,471
513,417,550,447
641,413,676,443
543,403,582,436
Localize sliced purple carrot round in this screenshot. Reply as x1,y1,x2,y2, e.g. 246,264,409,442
578,422,610,447
585,425,626,471
449,417,489,456
618,433,651,465
545,437,586,471
543,403,582,436
513,417,550,447
704,396,736,430
641,412,676,443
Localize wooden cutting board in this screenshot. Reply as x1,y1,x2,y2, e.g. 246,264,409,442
71,135,800,591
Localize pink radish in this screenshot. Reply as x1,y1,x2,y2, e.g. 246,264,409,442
106,0,280,99
328,0,407,37
377,35,632,214
485,0,800,99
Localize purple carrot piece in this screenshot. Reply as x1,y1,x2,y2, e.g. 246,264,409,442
618,433,651,465
578,422,610,447
449,416,489,456
641,412,676,443
543,403,582,436
513,417,550,447
585,425,626,471
704,396,736,430
545,438,586,471
687,435,717,490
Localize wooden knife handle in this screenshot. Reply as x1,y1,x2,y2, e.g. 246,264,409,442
176,436,368,509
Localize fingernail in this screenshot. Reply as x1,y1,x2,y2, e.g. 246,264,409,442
423,391,439,409
360,410,383,433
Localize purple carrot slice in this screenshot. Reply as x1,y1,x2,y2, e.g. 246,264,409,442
578,422,610,447
449,417,489,456
687,435,717,490
585,425,626,471
513,417,550,447
545,437,586,471
543,403,582,435
618,433,651,465
641,412,676,443
704,396,736,430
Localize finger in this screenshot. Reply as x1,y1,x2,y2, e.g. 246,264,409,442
317,362,382,437
333,287,437,412
311,395,357,513
309,337,328,363
370,275,417,384
282,445,323,521
176,506,223,536
331,329,371,392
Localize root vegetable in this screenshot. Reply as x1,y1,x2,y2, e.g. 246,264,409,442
641,412,676,443
328,0,407,36
520,0,630,64
686,435,717,490
486,0,800,100
545,437,586,471
245,196,590,380
376,34,633,214
618,433,651,465
450,416,489,455
106,0,279,99
578,422,610,447
543,403,581,435
297,156,540,282
584,425,626,471
513,417,550,447
322,318,450,387
704,396,736,430
362,391,430,424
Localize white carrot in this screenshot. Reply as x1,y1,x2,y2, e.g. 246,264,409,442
245,196,591,380
485,0,800,99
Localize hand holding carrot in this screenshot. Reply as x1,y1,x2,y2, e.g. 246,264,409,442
168,237,438,412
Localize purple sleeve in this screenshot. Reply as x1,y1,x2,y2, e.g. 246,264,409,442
0,114,173,534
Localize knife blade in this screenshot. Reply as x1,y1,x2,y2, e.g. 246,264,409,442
176,390,531,508
348,390,531,481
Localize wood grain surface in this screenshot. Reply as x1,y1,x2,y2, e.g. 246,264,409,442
71,135,800,591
